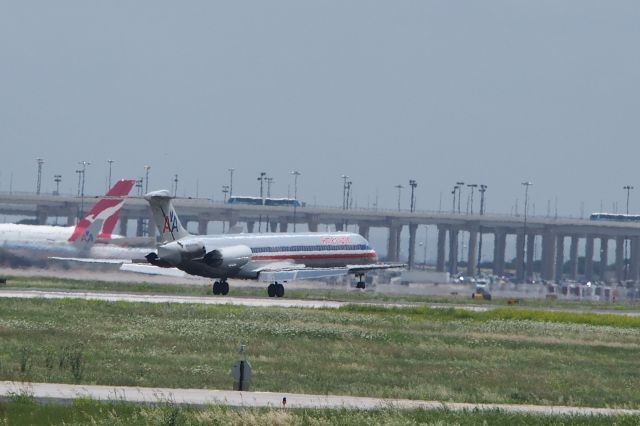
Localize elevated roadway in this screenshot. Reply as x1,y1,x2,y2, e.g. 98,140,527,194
2,192,640,284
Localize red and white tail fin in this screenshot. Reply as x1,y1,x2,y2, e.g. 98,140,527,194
68,179,136,242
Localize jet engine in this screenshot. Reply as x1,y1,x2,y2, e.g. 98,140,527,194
147,240,206,267
203,245,252,269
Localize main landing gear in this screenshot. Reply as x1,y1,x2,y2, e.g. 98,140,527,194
355,273,366,289
267,282,285,298
212,279,229,295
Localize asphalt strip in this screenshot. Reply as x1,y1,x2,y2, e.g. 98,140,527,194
0,381,638,416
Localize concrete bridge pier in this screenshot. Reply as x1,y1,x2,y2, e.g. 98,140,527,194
600,237,609,281
515,232,525,282
555,235,565,282
493,229,506,276
279,222,288,232
335,222,344,232
119,216,129,237
407,224,418,270
358,223,370,240
36,206,48,225
615,236,624,282
66,209,76,226
387,225,400,262
198,219,208,235
466,227,478,277
307,218,318,232
541,231,556,281
246,221,255,233
448,226,459,275
584,236,594,282
526,233,535,280
631,237,640,283
569,236,579,280
436,226,446,272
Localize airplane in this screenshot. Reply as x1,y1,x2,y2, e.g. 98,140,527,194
0,179,137,260
143,189,404,297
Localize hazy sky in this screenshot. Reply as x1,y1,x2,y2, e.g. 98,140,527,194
2,1,639,216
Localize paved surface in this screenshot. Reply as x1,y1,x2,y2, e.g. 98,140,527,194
4,288,640,317
0,289,347,309
1,381,638,416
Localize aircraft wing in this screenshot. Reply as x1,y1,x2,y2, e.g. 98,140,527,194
49,256,130,264
256,262,406,282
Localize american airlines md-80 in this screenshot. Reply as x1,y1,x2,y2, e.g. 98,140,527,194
144,190,404,297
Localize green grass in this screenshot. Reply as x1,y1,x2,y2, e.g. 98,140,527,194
3,274,640,312
1,397,639,426
1,298,640,408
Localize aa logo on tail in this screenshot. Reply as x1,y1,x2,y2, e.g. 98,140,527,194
80,229,96,243
163,211,179,233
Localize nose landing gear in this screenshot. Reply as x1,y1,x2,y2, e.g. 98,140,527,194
355,273,366,289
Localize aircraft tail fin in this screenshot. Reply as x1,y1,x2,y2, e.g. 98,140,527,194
144,190,190,243
68,179,136,242
70,218,104,251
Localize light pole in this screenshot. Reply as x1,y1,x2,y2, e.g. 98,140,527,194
257,172,267,204
467,184,478,214
173,174,179,197
451,185,457,213
53,174,62,196
521,181,533,282
107,159,114,189
345,180,352,210
144,165,151,193
78,161,90,220
36,158,44,195
266,177,275,198
228,168,235,197
222,185,229,202
623,185,634,279
341,175,349,209
135,178,143,196
291,171,301,232
456,181,464,213
395,184,404,211
409,179,417,212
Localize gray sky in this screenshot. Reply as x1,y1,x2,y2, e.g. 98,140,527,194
1,1,639,216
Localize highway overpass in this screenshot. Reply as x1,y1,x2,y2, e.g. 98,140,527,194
2,192,640,284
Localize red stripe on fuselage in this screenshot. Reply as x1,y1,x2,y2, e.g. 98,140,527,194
251,252,377,261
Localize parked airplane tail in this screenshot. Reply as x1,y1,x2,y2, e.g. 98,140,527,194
68,179,136,242
144,190,190,243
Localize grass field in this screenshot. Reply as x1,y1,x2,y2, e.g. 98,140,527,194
1,293,640,409
2,396,639,426
3,273,640,312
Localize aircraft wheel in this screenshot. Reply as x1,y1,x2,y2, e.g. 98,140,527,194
267,284,276,297
221,281,229,295
212,281,221,295
357,281,365,289
275,283,285,298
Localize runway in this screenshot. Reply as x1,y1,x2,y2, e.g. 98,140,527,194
1,381,638,416
0,289,347,309
2,288,640,317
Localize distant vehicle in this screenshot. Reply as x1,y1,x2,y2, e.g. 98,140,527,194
472,284,492,301
227,196,305,208
590,213,640,222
